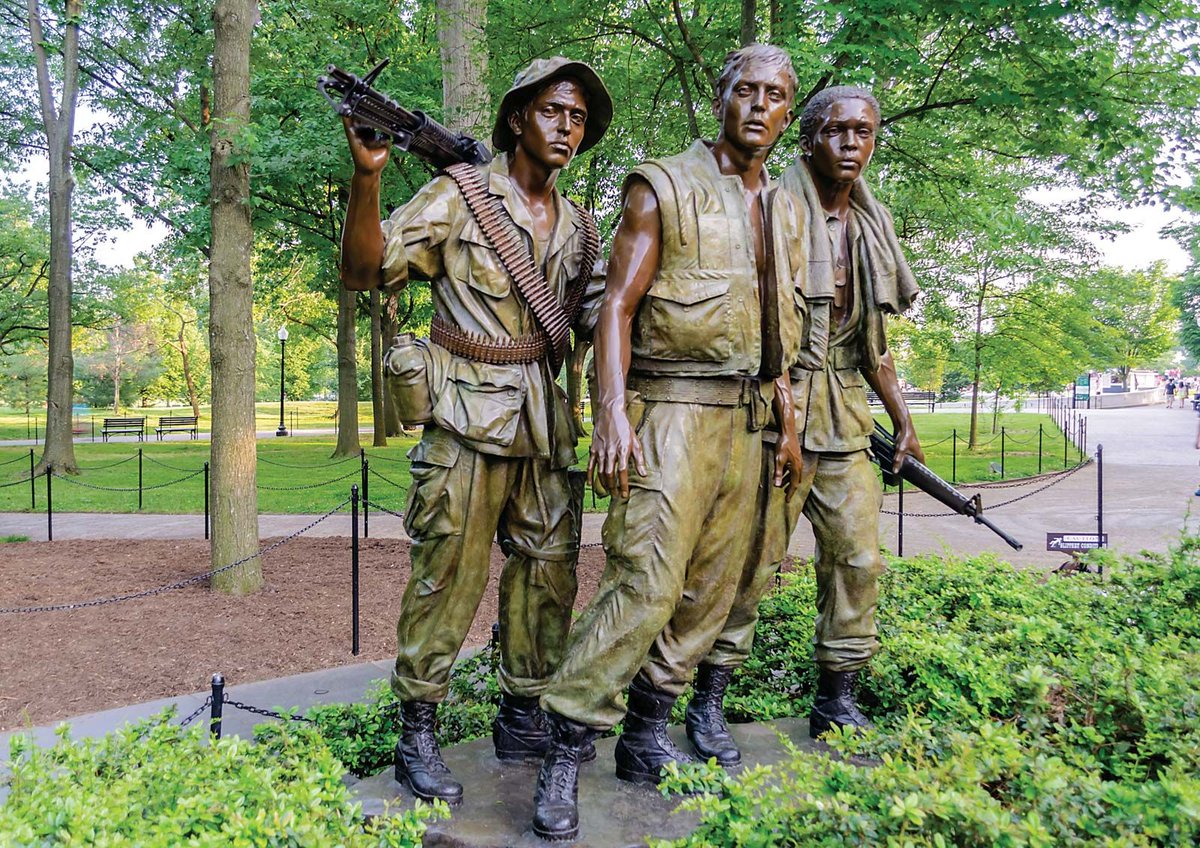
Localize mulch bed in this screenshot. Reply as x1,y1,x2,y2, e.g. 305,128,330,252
0,538,607,732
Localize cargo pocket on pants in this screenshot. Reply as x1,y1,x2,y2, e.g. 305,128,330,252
404,432,463,539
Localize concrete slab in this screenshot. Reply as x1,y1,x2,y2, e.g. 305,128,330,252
354,719,821,848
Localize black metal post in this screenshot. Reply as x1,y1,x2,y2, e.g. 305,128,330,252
1038,424,1043,475
951,429,957,483
1000,426,1006,479
138,448,143,510
1063,422,1069,469
276,338,288,437
351,483,360,656
90,416,95,442
210,673,225,739
1096,443,1104,577
203,461,210,540
1078,416,1084,462
28,448,35,509
34,418,38,444
897,478,904,557
360,449,369,539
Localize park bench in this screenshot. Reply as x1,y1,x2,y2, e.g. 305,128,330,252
156,415,199,440
101,416,146,442
866,390,936,413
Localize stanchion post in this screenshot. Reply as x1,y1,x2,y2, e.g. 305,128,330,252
951,429,957,483
897,477,904,557
1000,426,1006,479
210,673,225,739
138,448,144,510
361,454,369,540
1063,422,1068,469
1038,423,1043,475
351,484,361,656
1097,443,1104,577
46,463,52,542
203,461,210,540
90,416,95,442
28,448,35,509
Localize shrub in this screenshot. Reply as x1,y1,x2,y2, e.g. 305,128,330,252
0,714,444,846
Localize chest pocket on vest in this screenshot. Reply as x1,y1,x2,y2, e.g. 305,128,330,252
458,221,513,299
639,272,733,362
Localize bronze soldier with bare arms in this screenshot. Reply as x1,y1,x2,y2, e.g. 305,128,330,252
528,45,807,842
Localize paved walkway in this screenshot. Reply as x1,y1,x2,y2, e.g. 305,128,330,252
1,404,1195,757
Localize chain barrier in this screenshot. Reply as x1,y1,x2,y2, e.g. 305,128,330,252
77,454,140,471
368,466,409,492
222,697,314,724
0,499,349,615
257,467,360,491
51,467,203,493
0,471,42,489
881,459,1088,495
880,459,1091,517
0,453,30,467
258,454,358,470
362,452,412,466
921,434,953,448
365,499,405,521
142,454,203,473
178,696,213,728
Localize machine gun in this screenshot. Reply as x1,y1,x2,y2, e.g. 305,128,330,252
870,423,1023,550
318,59,492,170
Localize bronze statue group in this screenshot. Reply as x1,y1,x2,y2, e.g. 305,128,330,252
340,44,924,843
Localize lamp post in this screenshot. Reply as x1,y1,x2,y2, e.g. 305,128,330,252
276,325,289,437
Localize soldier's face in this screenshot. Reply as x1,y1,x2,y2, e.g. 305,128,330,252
801,98,877,184
512,79,589,169
715,60,794,152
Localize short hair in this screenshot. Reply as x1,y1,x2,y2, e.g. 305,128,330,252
798,85,881,139
715,44,798,107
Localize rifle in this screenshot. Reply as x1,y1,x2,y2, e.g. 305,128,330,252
870,423,1023,550
318,59,492,170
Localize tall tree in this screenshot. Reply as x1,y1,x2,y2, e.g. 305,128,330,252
208,0,260,594
1086,264,1179,387
436,0,489,136
25,0,81,474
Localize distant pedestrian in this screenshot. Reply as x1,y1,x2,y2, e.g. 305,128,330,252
1166,378,1176,408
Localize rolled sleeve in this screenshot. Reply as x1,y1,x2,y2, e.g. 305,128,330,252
380,177,457,294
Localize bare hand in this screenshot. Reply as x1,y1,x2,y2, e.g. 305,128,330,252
342,116,391,176
892,424,924,474
587,404,647,499
773,428,803,501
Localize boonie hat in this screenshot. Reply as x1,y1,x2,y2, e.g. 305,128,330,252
492,56,613,156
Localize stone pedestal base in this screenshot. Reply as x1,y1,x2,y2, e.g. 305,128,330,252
352,718,820,847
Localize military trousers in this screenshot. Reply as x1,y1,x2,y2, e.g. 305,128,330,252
705,447,884,673
390,425,583,704
540,400,760,730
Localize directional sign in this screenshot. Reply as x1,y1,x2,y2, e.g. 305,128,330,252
1046,532,1107,552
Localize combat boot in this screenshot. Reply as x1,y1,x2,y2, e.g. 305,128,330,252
685,663,741,766
614,673,696,785
809,667,872,738
532,712,597,842
395,701,463,806
493,694,596,763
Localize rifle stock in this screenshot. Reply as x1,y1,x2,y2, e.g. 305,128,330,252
870,424,1023,551
318,59,492,170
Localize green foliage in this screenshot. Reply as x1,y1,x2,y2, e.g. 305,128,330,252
0,534,28,542
655,542,1200,846
0,713,444,846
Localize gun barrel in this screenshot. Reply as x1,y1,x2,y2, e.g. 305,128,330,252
975,513,1024,550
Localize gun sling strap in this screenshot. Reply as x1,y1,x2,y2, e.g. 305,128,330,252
442,162,599,370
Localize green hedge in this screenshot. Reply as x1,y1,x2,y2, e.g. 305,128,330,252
0,717,444,846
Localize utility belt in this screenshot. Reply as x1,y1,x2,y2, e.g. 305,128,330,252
430,315,547,365
628,372,773,431
790,344,862,378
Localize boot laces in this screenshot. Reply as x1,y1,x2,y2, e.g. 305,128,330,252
541,745,578,801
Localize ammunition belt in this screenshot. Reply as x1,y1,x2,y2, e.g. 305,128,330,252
628,373,763,407
430,315,547,365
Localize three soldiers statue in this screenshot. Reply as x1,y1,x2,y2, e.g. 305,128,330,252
340,44,922,844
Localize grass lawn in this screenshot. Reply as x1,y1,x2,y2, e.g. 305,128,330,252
0,412,1075,515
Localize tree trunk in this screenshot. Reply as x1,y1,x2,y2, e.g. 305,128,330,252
968,293,984,449
28,0,81,475
370,288,387,447
332,285,361,457
112,329,121,413
739,0,757,46
208,0,261,594
435,0,489,135
991,383,1002,434
768,0,780,43
383,294,401,437
180,320,200,418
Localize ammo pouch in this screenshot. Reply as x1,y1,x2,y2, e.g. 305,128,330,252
384,333,434,425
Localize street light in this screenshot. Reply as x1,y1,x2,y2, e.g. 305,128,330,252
276,325,289,437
